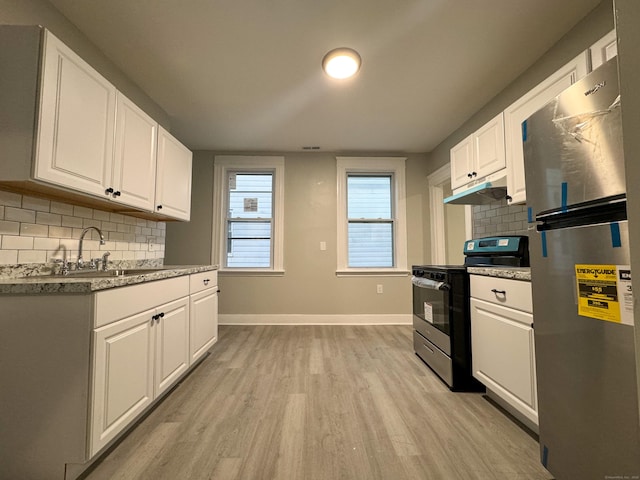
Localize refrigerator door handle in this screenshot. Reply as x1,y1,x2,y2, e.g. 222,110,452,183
536,194,626,231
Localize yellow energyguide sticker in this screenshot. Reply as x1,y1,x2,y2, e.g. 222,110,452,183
575,264,625,323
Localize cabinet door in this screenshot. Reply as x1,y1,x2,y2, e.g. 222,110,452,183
35,30,115,198
112,92,158,210
155,127,192,220
155,297,190,396
450,134,474,189
470,297,537,425
590,30,617,71
505,52,588,204
190,288,219,364
90,308,155,456
473,112,505,179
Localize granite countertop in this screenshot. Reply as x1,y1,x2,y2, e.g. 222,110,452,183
467,266,531,281
0,265,218,295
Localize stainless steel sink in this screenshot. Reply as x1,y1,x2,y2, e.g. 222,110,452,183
47,268,169,278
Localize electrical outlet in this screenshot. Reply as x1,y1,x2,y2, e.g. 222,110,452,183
320,241,327,251
148,239,156,251
376,284,383,294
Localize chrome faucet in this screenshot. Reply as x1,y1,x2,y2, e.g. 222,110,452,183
77,226,106,269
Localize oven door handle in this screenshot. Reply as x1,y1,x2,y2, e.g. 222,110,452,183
411,276,450,291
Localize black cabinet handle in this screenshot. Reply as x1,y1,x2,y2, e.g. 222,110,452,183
152,314,159,321
113,191,121,197
105,187,114,194
506,195,513,202
203,279,210,285
157,205,163,210
217,289,221,293
159,312,165,318
491,289,506,295
467,173,473,178
472,171,477,177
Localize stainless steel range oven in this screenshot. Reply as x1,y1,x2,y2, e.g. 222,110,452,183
412,235,529,392
412,265,482,391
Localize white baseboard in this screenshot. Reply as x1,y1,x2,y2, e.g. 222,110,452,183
219,313,412,326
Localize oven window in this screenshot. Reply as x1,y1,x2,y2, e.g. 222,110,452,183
412,283,450,336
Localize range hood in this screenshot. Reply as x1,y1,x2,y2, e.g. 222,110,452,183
443,176,508,205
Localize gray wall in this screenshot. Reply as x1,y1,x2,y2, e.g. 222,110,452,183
0,0,169,128
167,152,431,317
426,0,614,237
427,1,614,177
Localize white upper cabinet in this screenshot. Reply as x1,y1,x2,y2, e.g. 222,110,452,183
504,52,588,204
590,29,617,71
35,30,116,198
450,113,505,190
112,92,158,211
474,113,506,179
450,134,475,189
0,27,192,220
155,127,192,221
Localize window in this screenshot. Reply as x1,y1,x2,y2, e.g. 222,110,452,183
337,157,408,275
213,156,284,273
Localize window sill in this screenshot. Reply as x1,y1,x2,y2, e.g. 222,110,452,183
336,269,410,277
219,269,285,277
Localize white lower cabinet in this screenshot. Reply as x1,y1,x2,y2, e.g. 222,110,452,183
90,308,155,456
470,275,537,428
90,279,191,457
189,271,219,363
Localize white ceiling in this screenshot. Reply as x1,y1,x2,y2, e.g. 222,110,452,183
47,0,602,153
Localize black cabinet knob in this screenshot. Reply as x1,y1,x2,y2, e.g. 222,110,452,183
105,187,114,194
113,191,121,197
472,171,477,177
159,312,165,318
467,173,473,178
157,205,163,210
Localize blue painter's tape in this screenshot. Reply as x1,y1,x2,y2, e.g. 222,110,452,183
561,182,568,213
542,445,549,468
527,207,533,223
522,120,528,142
541,231,548,258
611,222,622,248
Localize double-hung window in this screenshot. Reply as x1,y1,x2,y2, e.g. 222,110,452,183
337,157,408,274
213,156,284,273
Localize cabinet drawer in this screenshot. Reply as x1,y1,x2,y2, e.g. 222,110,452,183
94,276,189,327
189,270,217,294
470,274,532,313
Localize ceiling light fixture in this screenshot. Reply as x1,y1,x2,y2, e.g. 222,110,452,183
322,47,361,79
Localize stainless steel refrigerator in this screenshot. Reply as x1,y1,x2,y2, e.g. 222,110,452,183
524,57,640,479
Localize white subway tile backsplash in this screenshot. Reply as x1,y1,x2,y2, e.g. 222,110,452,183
20,223,49,237
5,207,35,223
34,237,60,250
93,210,111,221
0,220,20,235
0,193,166,265
36,211,62,226
73,205,94,219
110,213,125,224
0,191,22,208
472,199,528,238
0,250,18,263
18,250,47,263
3,235,34,250
21,196,50,212
61,215,84,228
50,201,74,216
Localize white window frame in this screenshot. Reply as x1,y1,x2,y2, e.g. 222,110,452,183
336,156,408,276
213,155,285,275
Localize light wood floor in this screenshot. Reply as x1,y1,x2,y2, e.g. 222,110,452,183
83,325,553,480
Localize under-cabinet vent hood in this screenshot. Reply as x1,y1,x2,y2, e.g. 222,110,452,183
443,177,508,205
